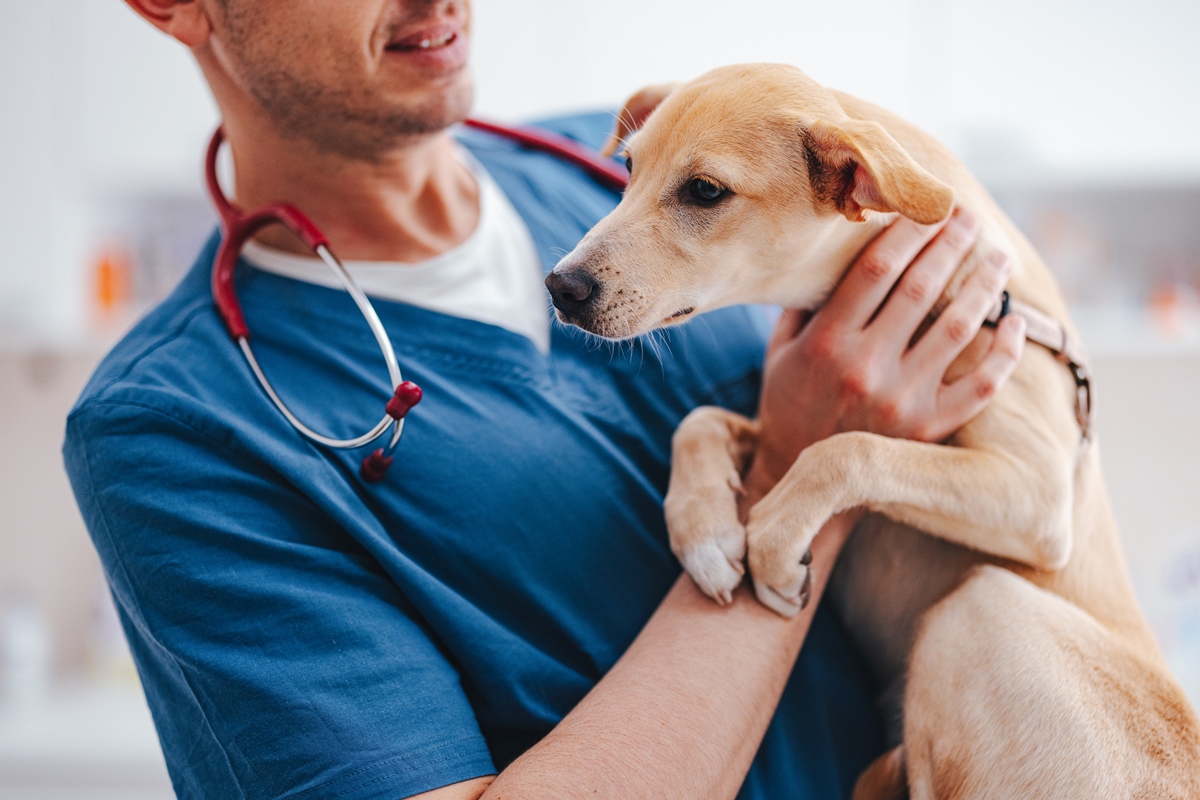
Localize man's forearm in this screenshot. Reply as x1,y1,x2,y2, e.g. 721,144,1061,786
479,513,855,800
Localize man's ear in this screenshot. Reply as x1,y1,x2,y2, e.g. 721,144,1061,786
601,82,681,158
124,0,213,48
802,118,954,225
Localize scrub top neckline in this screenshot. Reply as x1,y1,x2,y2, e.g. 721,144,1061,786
241,147,552,354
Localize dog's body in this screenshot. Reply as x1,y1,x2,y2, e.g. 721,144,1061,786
548,64,1200,798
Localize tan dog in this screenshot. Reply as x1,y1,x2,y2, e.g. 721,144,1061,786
546,64,1200,798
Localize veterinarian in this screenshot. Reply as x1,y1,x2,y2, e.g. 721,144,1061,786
63,2,1023,798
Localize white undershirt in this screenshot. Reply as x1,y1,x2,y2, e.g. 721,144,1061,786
241,153,552,353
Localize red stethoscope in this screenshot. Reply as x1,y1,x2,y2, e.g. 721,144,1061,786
206,119,629,482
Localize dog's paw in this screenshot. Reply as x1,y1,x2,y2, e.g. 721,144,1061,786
679,536,746,606
746,501,819,617
666,479,747,606
751,549,812,618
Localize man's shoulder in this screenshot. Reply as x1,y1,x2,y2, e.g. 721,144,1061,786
455,110,618,191
524,110,616,152
459,110,615,154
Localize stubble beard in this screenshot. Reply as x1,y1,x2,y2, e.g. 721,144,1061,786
217,3,473,163
248,67,473,162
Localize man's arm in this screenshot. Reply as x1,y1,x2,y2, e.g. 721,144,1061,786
417,209,1023,800
420,513,855,800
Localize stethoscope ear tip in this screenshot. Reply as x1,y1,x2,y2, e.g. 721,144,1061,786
360,449,394,483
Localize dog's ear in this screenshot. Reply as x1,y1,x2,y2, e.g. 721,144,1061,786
803,118,954,225
601,82,681,158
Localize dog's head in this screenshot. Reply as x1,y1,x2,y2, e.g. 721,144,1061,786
547,64,954,339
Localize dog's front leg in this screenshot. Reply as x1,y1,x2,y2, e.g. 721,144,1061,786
664,406,760,604
745,428,1075,616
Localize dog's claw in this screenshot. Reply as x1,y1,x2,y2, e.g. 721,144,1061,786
753,578,802,618
680,539,746,606
751,563,813,617
800,548,813,566
798,566,813,610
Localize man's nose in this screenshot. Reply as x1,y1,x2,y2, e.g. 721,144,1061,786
545,270,600,319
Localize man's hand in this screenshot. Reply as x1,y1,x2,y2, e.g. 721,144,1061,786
748,207,1027,496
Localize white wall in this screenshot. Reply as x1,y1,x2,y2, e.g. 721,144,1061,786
0,2,217,339
472,0,1200,178
948,0,1200,180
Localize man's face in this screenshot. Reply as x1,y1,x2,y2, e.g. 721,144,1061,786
211,0,473,161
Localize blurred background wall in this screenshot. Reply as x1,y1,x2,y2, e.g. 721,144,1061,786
1,0,1198,797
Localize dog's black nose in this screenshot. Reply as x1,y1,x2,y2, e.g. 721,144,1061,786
546,270,599,318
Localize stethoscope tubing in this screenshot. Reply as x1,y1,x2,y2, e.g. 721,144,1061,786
206,119,629,480
233,242,405,453
238,337,398,451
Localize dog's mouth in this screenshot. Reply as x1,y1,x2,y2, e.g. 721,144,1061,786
562,305,698,341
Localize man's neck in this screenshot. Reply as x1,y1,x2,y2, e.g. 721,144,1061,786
224,117,480,264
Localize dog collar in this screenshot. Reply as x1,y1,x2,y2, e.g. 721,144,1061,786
984,291,1093,446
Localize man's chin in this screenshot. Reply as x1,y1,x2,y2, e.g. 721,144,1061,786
316,80,474,161
380,77,474,136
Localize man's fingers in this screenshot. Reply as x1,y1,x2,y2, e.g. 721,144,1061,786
766,308,809,358
932,313,1026,438
911,250,1012,374
870,208,981,341
820,215,944,331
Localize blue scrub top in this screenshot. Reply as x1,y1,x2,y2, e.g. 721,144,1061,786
63,113,882,800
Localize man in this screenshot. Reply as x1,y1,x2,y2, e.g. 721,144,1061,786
64,1,1023,798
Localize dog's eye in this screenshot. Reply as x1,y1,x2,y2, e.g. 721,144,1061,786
625,155,633,174
689,177,727,205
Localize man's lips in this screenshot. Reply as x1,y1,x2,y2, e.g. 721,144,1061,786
386,24,461,52
383,21,467,70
